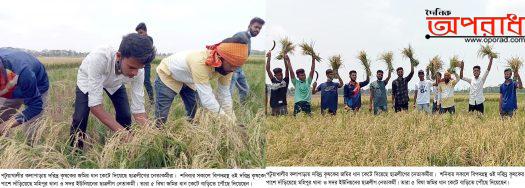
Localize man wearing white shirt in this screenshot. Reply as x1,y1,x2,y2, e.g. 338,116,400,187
413,70,432,113
70,33,155,149
154,37,249,127
459,57,493,114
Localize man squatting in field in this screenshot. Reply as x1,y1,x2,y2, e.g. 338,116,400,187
230,17,265,104
286,54,316,116
0,48,49,138
312,69,343,115
499,68,523,118
369,69,392,115
70,33,155,149
435,70,460,114
458,56,493,114
391,64,414,112
266,51,290,116
135,22,155,105
344,70,370,112
413,70,433,113
154,36,249,126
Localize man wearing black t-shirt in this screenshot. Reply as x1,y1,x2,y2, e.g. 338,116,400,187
266,51,289,116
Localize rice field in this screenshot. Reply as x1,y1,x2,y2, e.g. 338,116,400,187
0,56,266,169
266,93,525,166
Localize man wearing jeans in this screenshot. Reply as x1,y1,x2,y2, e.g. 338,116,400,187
154,37,249,126
135,22,155,104
230,17,265,104
70,33,155,149
0,48,49,137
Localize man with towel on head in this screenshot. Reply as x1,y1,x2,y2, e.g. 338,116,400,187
154,36,248,127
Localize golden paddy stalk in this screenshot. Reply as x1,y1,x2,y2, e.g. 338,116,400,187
357,50,372,76
267,94,525,166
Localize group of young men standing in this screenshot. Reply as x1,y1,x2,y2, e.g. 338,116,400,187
267,54,523,118
0,18,265,150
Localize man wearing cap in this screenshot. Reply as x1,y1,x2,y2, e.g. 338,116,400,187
154,37,248,126
0,48,49,137
435,71,459,114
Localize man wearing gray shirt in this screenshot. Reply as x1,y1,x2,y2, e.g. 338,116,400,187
230,17,265,104
369,69,391,115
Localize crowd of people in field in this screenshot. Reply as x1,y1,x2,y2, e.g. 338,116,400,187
266,52,523,118
0,17,265,149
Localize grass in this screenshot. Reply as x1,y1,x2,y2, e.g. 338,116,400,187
266,93,525,166
0,56,265,169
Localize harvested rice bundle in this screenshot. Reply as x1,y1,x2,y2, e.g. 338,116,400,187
328,55,342,72
507,57,523,73
477,44,498,59
402,44,419,66
448,55,461,74
379,51,394,71
276,37,295,60
299,42,322,62
357,51,372,76
427,55,443,79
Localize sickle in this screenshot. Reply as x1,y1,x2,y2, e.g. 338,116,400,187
270,40,276,51
315,71,319,82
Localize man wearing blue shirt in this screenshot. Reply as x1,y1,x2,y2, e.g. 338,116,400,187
344,70,370,111
500,68,523,118
0,48,49,136
312,69,343,115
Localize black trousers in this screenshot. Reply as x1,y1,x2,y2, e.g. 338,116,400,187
70,85,132,149
394,103,409,112
293,101,312,116
468,103,484,114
